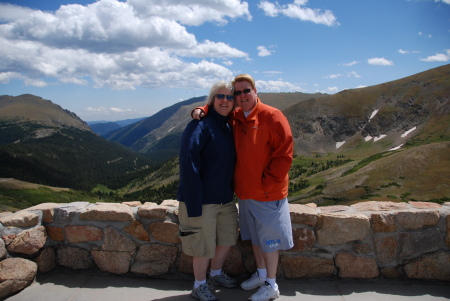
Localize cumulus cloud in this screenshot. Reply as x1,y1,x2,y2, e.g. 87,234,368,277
421,49,450,62
258,0,339,26
257,46,273,57
327,86,339,93
368,57,394,66
0,0,250,90
256,79,304,92
128,0,252,26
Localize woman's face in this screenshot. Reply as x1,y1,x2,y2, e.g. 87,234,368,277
213,88,235,116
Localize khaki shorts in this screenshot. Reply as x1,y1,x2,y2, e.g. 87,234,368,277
178,202,238,258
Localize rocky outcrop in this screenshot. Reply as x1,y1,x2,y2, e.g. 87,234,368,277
0,200,449,299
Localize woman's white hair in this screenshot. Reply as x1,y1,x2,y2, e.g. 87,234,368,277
206,81,234,107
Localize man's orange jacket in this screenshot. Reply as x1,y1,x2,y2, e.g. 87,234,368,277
198,98,293,202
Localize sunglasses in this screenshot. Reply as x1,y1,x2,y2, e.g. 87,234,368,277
216,94,235,101
233,88,252,96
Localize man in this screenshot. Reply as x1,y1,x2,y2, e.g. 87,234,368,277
193,74,293,301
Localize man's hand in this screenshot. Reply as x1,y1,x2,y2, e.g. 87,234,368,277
192,109,204,120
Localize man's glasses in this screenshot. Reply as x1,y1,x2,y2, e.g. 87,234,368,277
233,88,252,96
216,94,235,101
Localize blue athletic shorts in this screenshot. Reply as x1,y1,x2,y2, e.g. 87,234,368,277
238,197,293,253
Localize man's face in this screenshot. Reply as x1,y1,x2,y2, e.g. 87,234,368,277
234,80,257,113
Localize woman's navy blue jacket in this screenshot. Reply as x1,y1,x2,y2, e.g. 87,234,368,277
177,107,236,217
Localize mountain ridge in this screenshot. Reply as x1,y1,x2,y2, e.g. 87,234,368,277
0,64,449,208
0,95,156,191
0,94,92,132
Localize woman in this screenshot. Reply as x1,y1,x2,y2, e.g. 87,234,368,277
177,81,238,301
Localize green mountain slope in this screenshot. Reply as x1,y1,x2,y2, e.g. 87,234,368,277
0,95,156,191
284,64,450,157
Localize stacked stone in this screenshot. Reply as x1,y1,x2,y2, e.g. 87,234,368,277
1,200,449,299
285,201,450,280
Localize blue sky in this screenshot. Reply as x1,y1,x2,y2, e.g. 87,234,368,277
0,0,449,122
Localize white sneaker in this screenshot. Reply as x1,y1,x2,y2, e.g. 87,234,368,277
208,271,237,288
249,282,280,301
240,272,266,290
191,283,218,301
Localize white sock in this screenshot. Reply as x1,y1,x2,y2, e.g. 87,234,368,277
210,269,222,277
257,268,267,279
194,279,206,289
266,278,278,290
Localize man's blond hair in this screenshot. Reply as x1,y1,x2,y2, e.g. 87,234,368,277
232,74,255,89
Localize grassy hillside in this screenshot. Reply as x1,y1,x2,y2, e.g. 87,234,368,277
0,94,91,131
285,64,450,157
0,94,159,192
0,178,121,212
288,142,450,205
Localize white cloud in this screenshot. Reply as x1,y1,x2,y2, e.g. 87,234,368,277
323,73,342,79
399,49,420,54
110,107,132,113
262,71,283,75
0,0,250,91
128,0,252,26
368,57,394,66
0,72,22,84
256,80,304,92
84,106,133,115
222,60,233,66
327,86,339,93
257,46,273,57
342,61,358,66
347,71,361,78
418,31,432,38
421,49,450,62
258,0,339,26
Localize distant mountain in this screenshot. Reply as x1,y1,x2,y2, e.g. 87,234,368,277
284,64,450,157
0,94,156,190
0,94,91,131
105,92,320,161
89,122,121,137
88,117,146,137
87,117,146,127
104,96,206,161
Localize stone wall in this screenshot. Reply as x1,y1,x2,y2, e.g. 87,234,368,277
1,200,449,299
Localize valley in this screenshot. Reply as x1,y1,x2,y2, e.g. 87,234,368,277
0,65,449,212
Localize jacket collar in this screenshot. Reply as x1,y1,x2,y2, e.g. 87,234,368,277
235,97,262,122
209,106,230,125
